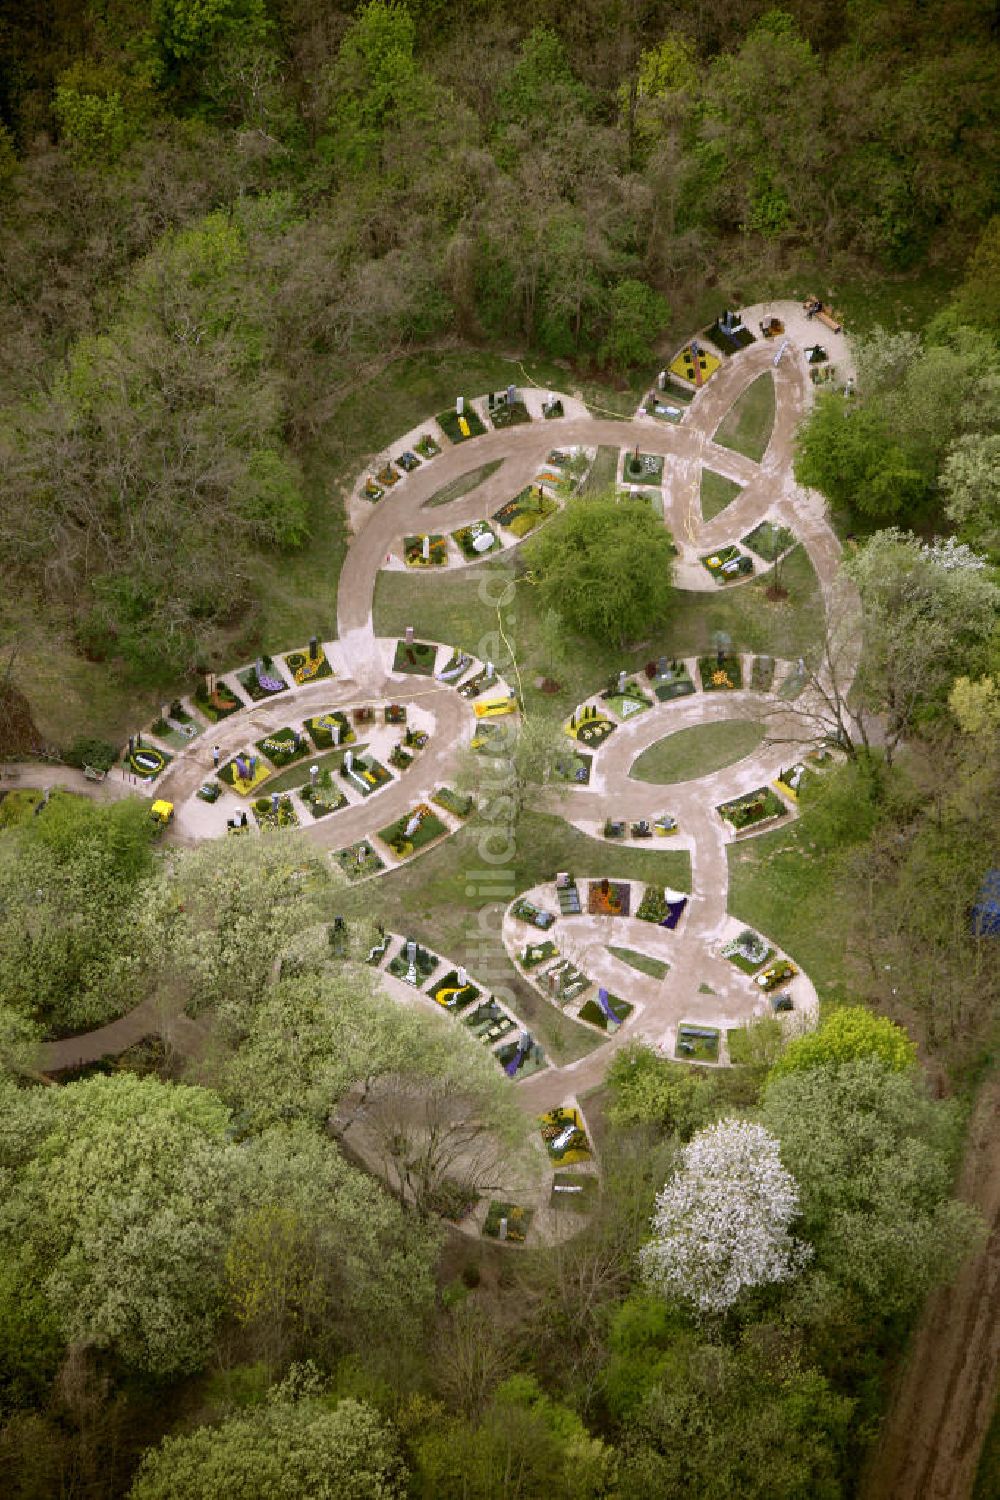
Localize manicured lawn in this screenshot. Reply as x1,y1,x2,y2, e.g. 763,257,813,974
727,813,850,1002
742,520,794,561
608,945,670,980
424,460,505,508
580,445,620,496
630,721,765,784
713,373,776,461
438,407,487,443
701,469,742,521
373,544,822,721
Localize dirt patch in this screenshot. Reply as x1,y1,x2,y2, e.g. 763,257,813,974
862,1071,1000,1500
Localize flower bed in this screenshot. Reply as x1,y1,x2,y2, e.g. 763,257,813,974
404,534,448,567
520,938,558,969
125,744,170,780
540,1108,591,1163
489,394,531,429
555,750,592,785
742,520,794,561
341,753,393,797
335,841,385,880
603,679,652,720
669,343,722,385
511,898,556,930
704,317,756,355
654,813,678,836
458,666,501,698
219,751,270,796
645,659,696,700
389,745,412,770
721,928,773,975
775,764,809,801
414,434,441,459
252,794,298,830
701,545,754,584
579,990,633,1031
237,657,289,702
482,1200,532,1243
437,649,472,682
426,1179,477,1222
284,646,333,684
298,780,347,818
452,520,499,560
465,999,515,1044
305,711,354,749
387,941,439,986
393,639,438,675
755,958,798,992
565,706,616,748
471,721,512,756
621,451,664,486
377,803,448,858
433,786,474,818
492,488,557,538
438,406,486,443
717,786,787,831
194,680,242,722
362,478,384,503
396,450,421,473
496,1037,546,1080
256,727,310,769
539,958,590,1004
550,1172,598,1212
428,971,480,1012
750,655,775,692
587,879,631,917
543,398,564,419
698,654,743,691
376,463,400,487
675,1024,720,1062
604,819,625,839
637,886,688,928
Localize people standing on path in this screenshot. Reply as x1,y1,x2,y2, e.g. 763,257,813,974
212,745,220,769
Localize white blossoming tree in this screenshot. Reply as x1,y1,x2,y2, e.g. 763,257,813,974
640,1119,809,1315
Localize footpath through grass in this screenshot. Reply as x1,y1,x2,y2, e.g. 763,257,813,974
580,445,620,496
630,721,765,784
713,372,776,461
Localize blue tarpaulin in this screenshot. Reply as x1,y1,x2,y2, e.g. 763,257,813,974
971,870,1000,937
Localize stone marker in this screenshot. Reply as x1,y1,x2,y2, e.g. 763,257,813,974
422,535,430,561
456,395,464,415
310,764,319,785
457,965,468,987
405,624,414,644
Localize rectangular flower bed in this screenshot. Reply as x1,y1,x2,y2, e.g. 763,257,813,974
511,898,556,930
587,879,631,916
750,655,775,692
755,958,798,992
489,396,531,429
414,434,441,459
393,639,438,675
539,959,590,1004
433,786,474,818
645,659,695,699
550,1172,598,1212
543,398,564,419
284,646,333,685
334,841,386,881
452,521,500,560
298,781,347,819
698,654,743,691
540,1107,591,1163
251,793,299,830
675,1024,721,1062
495,1037,546,1080
636,885,689,926
742,520,794,561
237,657,289,702
701,545,754,584
377,803,448,858
458,666,502,699
464,999,515,1043
704,318,755,355
604,818,626,839
438,406,486,443
482,1200,532,1242
471,721,513,756
428,971,480,1012
669,343,722,385
404,534,448,567
717,786,787,831
125,744,172,780
775,764,809,800
721,928,773,975
305,711,354,749
396,450,421,473
520,938,558,969
193,680,242,722
389,745,413,770
341,753,393,797
555,879,581,915
387,941,439,986
255,727,311,769
493,488,557,538
579,990,633,1031
553,749,591,786
565,706,616,748
219,751,271,797
621,452,664,486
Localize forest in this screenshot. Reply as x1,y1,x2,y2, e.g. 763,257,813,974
0,1,999,1497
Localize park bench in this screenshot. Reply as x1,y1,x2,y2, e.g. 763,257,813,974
803,296,842,333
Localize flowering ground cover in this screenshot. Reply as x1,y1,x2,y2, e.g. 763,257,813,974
404,534,448,567
255,727,311,769
237,658,289,702
428,971,480,1012
775,764,810,801
669,343,722,385
341,753,393,797
362,478,384,503
511,898,556,930
252,794,298,830
540,1108,591,1163
125,744,171,780
488,395,531,429
587,879,631,916
304,711,355,749
554,749,592,785
698,654,744,691
414,433,441,459
717,786,787,831
284,646,333,684
755,958,798,992
464,1000,516,1044
452,520,499,560
393,639,438,675
721,928,773,975
217,752,269,796
495,1037,546,1079
297,780,347,818
386,941,439,986
565,705,616,748
643,659,696,700
603,681,652,720
335,840,386,880
377,803,448,858
538,958,590,1004
438,406,486,443
637,886,688,927
482,1201,532,1242
701,545,754,584
458,666,502,698
492,487,557,538
520,939,558,969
